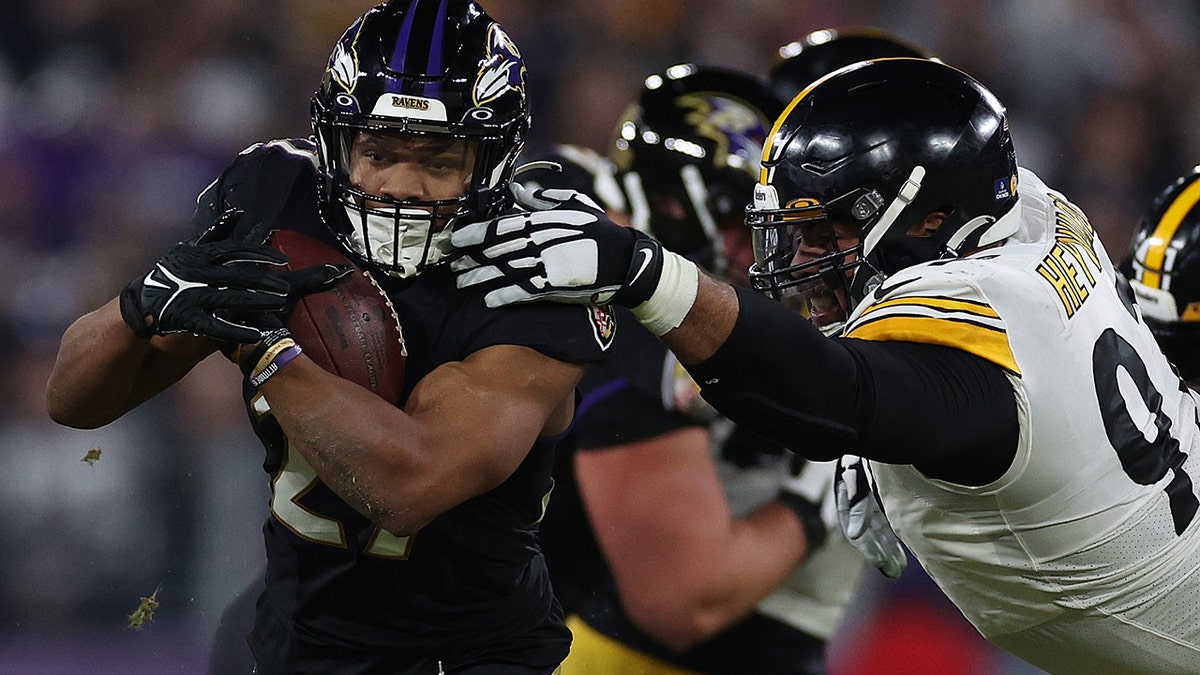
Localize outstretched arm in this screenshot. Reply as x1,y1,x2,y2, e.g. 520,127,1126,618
658,273,740,364
452,194,1017,479
686,287,1018,482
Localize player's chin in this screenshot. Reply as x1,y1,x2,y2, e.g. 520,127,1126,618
801,285,846,329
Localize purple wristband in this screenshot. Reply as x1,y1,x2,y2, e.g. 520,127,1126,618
249,343,302,388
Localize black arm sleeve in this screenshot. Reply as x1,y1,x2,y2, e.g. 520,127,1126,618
689,287,1018,478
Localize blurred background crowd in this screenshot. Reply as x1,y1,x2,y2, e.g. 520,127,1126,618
1,0,1198,672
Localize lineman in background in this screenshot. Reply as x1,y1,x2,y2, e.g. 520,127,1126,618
524,64,864,674
766,27,934,107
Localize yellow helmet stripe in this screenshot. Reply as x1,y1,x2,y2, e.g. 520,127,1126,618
760,83,817,184
1142,176,1200,289
758,58,930,185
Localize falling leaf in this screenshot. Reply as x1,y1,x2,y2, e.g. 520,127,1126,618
128,585,161,630
81,448,102,467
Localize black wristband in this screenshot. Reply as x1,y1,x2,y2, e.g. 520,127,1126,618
777,489,828,549
612,233,664,308
236,328,297,380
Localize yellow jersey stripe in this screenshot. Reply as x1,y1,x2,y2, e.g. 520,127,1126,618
858,295,1001,321
1143,177,1200,289
846,315,1020,375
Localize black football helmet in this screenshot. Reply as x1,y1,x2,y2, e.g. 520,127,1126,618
311,0,529,277
767,27,934,103
1123,165,1200,380
748,58,1020,330
609,64,784,277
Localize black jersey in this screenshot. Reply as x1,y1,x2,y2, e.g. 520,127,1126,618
191,139,612,674
539,305,826,674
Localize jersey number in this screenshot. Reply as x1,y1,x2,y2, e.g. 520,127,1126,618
272,441,413,559
1092,328,1198,535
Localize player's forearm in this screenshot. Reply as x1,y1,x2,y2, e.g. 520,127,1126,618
658,273,740,364
259,356,441,534
47,298,212,428
683,287,1018,471
622,502,807,650
680,287,861,460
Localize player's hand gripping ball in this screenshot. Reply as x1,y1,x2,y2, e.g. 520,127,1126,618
269,230,407,405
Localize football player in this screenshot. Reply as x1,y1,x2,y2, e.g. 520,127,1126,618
45,1,611,672
450,57,1200,674
517,65,865,675
764,27,936,338
1122,164,1200,387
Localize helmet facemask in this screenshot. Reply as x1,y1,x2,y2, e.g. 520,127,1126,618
749,183,880,334
1123,164,1200,384
313,104,517,278
310,0,529,278
621,164,736,274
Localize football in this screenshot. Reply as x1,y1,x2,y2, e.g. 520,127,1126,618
269,229,407,406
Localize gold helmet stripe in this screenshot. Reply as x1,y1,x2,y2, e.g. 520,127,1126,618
760,79,818,184
1142,176,1200,289
759,57,935,185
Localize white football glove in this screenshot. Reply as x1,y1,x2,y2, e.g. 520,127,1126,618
451,185,649,307
834,454,908,579
452,184,700,335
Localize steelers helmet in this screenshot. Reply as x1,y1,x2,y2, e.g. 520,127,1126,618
1124,165,1200,379
748,58,1020,313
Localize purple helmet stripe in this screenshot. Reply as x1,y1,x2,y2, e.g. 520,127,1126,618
425,0,447,99
391,0,420,80
387,0,447,98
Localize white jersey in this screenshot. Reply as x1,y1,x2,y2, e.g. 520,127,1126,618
845,168,1200,674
